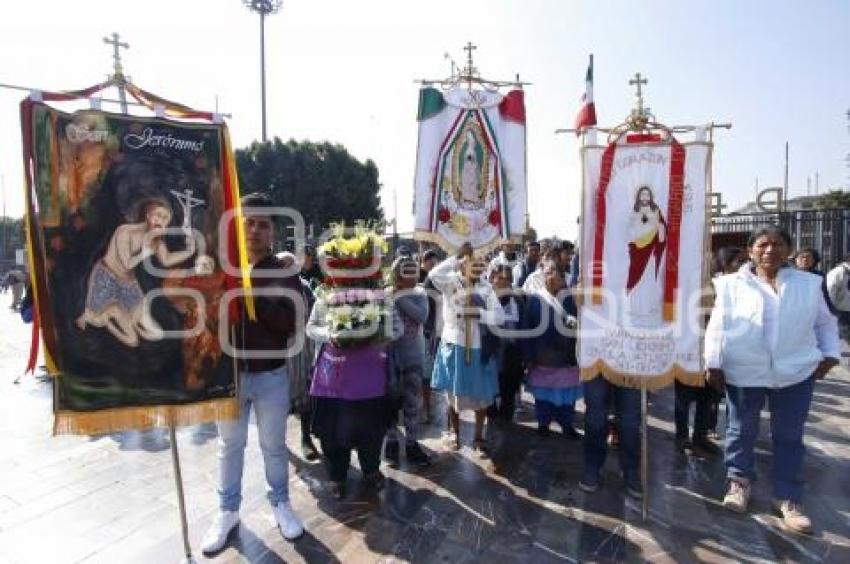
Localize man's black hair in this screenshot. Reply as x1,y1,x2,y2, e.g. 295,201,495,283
241,191,275,210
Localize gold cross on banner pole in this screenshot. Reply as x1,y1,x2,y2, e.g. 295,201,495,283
103,32,129,79
629,72,648,116
103,32,130,113
461,41,478,88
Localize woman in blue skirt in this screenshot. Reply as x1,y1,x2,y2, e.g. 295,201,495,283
429,247,505,452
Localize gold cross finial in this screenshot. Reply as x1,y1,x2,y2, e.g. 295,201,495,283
628,72,650,123
629,72,647,99
103,32,130,79
462,41,478,79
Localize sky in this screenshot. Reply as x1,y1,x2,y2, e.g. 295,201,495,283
1,0,848,242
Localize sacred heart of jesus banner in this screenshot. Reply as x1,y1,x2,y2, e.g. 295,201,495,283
413,86,527,252
578,137,710,389
21,102,245,434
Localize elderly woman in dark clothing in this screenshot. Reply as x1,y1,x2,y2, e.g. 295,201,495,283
520,259,582,438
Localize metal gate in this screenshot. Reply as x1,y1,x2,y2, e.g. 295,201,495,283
711,208,850,271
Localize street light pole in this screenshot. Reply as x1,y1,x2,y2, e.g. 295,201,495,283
260,11,267,142
243,0,283,143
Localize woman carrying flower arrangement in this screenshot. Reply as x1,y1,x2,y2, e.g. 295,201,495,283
306,227,402,500
429,243,506,453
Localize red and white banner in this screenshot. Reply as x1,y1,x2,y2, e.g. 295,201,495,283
578,135,710,388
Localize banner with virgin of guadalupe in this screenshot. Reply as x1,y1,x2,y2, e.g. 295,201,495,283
413,86,527,252
21,100,248,434
578,134,710,388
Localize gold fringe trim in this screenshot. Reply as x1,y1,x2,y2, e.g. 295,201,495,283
53,397,239,436
580,359,705,390
413,229,520,256
589,286,604,306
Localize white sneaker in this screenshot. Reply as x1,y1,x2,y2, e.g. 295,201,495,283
722,478,751,513
774,500,813,534
201,510,239,554
274,501,304,541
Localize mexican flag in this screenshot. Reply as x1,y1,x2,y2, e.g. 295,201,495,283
413,86,527,252
574,56,597,134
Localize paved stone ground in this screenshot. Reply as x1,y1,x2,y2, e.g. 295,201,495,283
0,296,848,563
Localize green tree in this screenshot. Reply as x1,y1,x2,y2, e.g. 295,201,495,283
235,138,383,236
0,216,25,261
815,189,850,209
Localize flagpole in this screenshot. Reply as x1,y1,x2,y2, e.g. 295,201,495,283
104,41,196,561
641,380,648,521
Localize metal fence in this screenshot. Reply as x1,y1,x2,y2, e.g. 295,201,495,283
711,208,850,271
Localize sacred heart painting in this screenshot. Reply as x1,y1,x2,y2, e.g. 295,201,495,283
23,102,240,434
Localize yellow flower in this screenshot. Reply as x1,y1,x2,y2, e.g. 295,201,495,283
338,238,360,257
319,239,338,255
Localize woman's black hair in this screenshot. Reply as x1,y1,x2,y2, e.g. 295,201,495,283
795,247,821,266
746,225,792,248
488,264,513,283
713,246,743,275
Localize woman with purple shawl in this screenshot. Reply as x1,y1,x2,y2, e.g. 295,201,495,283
306,289,402,499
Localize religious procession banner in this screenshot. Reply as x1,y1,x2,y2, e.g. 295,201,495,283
413,86,527,252
578,134,710,388
21,99,250,434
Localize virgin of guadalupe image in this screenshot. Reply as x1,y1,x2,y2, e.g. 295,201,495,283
76,196,203,347
460,131,482,206
625,185,666,327
455,129,487,209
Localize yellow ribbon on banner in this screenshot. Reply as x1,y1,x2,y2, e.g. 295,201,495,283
222,127,255,321
23,194,58,375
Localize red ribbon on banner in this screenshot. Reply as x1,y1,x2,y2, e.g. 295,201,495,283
663,140,686,321
590,143,617,304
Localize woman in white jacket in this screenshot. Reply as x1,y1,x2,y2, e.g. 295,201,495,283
704,226,839,534
429,245,506,452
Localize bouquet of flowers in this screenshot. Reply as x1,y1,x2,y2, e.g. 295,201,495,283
315,223,390,347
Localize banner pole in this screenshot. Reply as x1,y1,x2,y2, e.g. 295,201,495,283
641,379,648,521
464,267,473,364
169,423,197,564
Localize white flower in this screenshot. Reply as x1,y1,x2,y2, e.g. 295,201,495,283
361,303,382,323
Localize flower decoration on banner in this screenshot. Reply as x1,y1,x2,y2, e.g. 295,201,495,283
316,222,390,347
488,209,501,227
438,206,451,224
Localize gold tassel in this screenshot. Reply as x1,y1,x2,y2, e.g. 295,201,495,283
580,360,704,391
662,302,676,323
53,398,239,436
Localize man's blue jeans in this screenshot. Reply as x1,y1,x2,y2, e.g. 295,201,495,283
217,366,290,511
725,376,814,502
582,376,640,481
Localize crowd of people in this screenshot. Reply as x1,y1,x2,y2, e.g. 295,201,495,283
2,268,27,311
198,193,843,554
